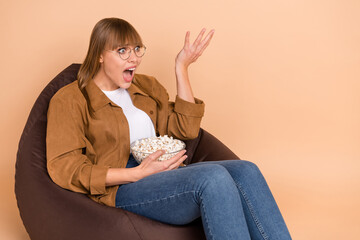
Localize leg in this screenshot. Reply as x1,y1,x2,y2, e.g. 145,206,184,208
188,160,292,240
116,157,251,240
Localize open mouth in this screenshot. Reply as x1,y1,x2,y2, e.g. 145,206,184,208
123,67,136,82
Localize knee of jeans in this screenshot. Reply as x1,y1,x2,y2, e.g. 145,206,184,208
196,164,234,190
237,160,262,178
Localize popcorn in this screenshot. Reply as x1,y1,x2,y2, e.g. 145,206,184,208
130,135,186,163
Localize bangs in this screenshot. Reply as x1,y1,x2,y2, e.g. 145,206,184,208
106,23,143,50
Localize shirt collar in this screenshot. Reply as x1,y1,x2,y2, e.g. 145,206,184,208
85,75,149,112
128,77,149,98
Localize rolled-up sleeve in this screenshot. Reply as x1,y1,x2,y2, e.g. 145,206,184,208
167,95,205,140
173,95,205,117
46,93,109,195
89,165,109,195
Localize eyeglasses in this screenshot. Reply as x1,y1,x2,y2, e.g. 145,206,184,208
106,46,146,60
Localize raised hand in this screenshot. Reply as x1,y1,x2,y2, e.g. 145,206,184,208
175,28,215,70
174,28,215,103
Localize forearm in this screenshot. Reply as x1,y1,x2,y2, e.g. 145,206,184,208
106,150,187,187
105,167,143,186
175,64,195,103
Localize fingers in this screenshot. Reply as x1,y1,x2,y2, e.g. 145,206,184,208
145,150,165,162
193,28,206,46
184,31,190,48
194,29,214,46
186,28,214,47
167,154,187,170
184,28,214,60
198,29,215,56
163,149,186,169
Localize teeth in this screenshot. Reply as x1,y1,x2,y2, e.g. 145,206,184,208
128,68,135,71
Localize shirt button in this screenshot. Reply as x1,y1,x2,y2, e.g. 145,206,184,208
150,110,154,114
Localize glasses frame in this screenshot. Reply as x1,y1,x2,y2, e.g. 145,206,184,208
106,46,146,60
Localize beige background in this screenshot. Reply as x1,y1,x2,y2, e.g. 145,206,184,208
1,0,359,239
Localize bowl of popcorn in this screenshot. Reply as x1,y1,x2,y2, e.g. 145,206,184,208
130,135,186,164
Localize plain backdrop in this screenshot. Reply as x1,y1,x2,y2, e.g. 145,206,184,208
1,0,359,239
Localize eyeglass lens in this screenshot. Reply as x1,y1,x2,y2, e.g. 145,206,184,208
118,46,146,60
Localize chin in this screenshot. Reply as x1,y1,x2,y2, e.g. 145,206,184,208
119,82,132,89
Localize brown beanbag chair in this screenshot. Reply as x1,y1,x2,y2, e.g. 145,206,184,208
15,64,240,240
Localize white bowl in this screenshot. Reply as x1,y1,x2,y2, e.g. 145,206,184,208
130,136,186,164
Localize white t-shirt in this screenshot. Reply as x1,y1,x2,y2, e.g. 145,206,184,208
102,88,156,144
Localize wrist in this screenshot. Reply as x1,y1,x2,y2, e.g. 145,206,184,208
175,61,188,73
132,166,145,181
175,65,189,82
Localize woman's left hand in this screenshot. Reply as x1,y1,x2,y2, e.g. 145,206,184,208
175,28,215,70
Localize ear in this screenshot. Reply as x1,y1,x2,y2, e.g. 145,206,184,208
99,54,104,63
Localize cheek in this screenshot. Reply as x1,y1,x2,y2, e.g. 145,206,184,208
104,58,126,74
136,58,142,66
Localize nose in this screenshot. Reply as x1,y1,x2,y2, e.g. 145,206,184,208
127,49,138,63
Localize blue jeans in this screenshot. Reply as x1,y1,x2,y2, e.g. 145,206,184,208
116,155,292,240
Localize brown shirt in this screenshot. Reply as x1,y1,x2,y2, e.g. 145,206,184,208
46,74,205,206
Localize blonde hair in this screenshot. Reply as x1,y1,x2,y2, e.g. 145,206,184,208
77,18,143,91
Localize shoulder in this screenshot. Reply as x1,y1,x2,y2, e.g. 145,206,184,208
51,81,84,102
49,80,86,110
133,74,168,99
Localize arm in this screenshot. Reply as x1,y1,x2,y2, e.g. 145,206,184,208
164,29,214,139
47,95,109,195
175,28,215,103
105,150,187,186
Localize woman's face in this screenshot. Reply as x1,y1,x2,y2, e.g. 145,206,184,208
94,45,142,90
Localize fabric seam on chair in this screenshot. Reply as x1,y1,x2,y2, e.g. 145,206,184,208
123,210,144,240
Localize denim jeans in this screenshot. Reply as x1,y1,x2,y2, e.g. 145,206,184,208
116,155,292,240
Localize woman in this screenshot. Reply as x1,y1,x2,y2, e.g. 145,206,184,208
47,18,292,239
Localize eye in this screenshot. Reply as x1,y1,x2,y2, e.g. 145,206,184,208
117,48,127,54
134,46,141,52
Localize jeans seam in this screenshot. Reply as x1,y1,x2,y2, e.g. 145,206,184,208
236,182,269,240
116,190,197,209
198,194,215,240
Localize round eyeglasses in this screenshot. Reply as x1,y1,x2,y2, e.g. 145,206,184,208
106,46,146,60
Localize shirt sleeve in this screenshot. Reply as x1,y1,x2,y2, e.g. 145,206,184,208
46,93,109,195
167,95,205,140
